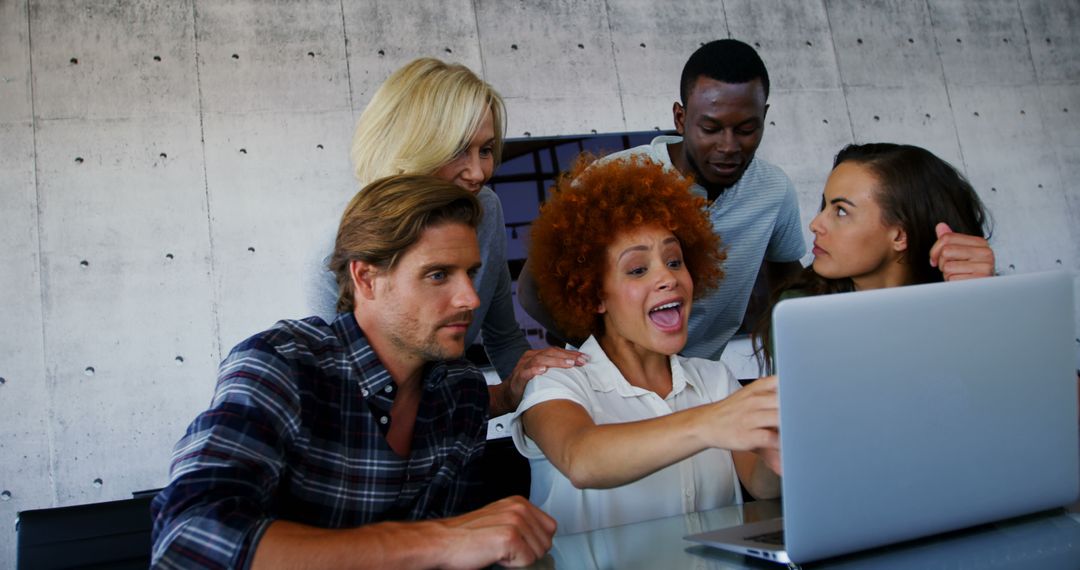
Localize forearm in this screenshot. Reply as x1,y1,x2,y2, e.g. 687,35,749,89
733,451,781,500
533,404,712,489
252,519,448,570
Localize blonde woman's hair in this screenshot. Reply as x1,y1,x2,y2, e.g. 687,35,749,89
329,175,482,313
350,58,506,186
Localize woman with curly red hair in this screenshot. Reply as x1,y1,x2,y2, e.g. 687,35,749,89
510,156,781,535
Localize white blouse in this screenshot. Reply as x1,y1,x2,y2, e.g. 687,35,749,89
511,336,744,535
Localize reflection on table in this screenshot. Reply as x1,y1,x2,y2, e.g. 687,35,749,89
513,500,1080,569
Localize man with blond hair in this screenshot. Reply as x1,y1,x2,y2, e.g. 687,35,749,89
152,175,555,569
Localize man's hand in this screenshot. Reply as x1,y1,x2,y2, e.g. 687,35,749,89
929,223,995,281
439,496,557,569
491,348,588,416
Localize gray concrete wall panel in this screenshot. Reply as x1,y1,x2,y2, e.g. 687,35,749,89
929,0,1037,87
344,0,483,109
1020,0,1080,84
477,0,625,137
605,0,729,131
949,85,1073,276
724,0,843,91
196,1,351,114
0,5,52,562
33,115,216,504
28,0,198,120
826,0,943,88
202,110,354,349
844,85,964,170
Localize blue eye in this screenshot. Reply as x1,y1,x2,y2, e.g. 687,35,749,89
429,271,447,282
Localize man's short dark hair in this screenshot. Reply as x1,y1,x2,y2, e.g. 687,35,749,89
679,39,770,103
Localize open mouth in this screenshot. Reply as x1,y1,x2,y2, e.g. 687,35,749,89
648,301,683,331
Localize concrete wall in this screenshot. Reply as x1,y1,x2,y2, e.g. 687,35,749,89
1,0,1078,563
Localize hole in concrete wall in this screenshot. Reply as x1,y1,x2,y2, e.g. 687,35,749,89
247,246,256,253
822,119,828,124
84,366,95,376
175,356,184,365
653,126,660,131
70,57,78,65
523,131,531,137
873,115,880,121
511,44,518,50
0,377,6,385
991,187,997,192
754,42,761,48
856,38,863,45
93,478,103,488
1046,38,1053,44
805,41,812,47
577,43,584,49
1,491,10,501
80,260,89,267
307,51,315,57
239,148,247,154
165,253,174,260
1008,264,1015,271
232,54,239,60
1002,38,1009,43
925,113,931,119
1019,109,1025,115
1056,259,1062,265
1065,108,1070,113
316,144,324,150
444,47,452,54
159,152,167,159
377,49,385,56
1037,184,1043,188
907,38,914,44
769,120,775,126
973,111,979,117
639,42,646,48
153,55,161,62
75,157,84,164
590,129,597,134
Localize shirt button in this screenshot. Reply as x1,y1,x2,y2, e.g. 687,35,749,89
384,385,393,393
379,416,388,425
361,388,369,397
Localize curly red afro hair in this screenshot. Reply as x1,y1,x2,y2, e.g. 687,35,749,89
528,154,726,341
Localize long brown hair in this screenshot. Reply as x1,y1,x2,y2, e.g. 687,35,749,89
752,143,991,372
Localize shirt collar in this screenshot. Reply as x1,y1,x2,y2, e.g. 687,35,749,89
332,312,449,398
578,335,696,399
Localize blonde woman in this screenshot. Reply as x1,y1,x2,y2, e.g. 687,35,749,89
305,58,585,415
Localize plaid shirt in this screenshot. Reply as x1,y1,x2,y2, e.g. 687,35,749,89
150,313,489,569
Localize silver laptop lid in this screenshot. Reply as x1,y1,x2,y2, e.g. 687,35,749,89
774,271,1079,563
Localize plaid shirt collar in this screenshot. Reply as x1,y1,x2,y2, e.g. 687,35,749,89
332,312,449,400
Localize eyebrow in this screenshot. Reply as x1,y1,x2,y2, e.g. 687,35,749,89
829,197,857,208
418,261,483,274
616,237,680,262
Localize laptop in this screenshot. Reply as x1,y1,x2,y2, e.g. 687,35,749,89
686,271,1079,564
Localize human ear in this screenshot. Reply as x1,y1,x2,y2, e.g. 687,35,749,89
595,298,606,315
891,226,909,253
349,260,379,301
673,102,686,135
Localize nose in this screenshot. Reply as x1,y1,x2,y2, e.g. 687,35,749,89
655,265,677,291
809,210,825,235
716,130,738,154
454,278,482,311
460,153,485,185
